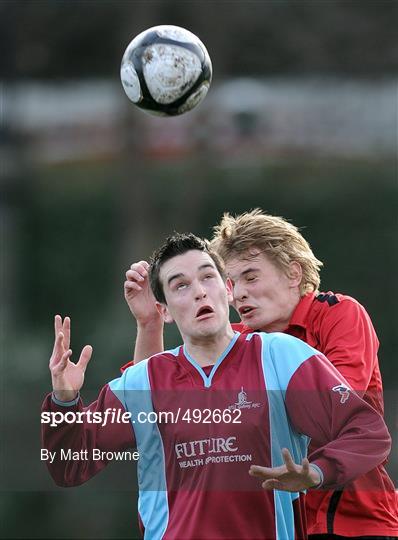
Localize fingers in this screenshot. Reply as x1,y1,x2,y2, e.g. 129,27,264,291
54,314,62,336
282,448,307,477
53,315,61,353
51,330,65,364
124,262,151,297
262,479,284,491
249,465,272,479
250,451,311,493
63,316,71,350
126,270,145,283
249,465,288,490
124,280,143,292
282,448,296,470
76,345,93,372
131,260,149,272
53,314,71,353
250,450,296,478
126,261,149,284
51,348,72,374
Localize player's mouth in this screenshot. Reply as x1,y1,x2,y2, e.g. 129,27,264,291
238,306,256,319
195,305,215,320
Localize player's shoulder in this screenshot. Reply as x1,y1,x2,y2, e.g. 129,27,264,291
311,291,370,319
122,347,181,380
149,346,181,363
314,290,362,308
120,346,181,374
252,332,321,390
248,329,310,344
248,330,318,360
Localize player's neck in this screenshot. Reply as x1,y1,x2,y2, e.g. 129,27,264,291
261,320,289,333
184,326,235,367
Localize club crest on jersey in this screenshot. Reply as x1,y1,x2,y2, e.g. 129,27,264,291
228,387,261,410
332,384,350,404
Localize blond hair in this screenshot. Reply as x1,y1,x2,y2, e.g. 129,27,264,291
211,209,323,296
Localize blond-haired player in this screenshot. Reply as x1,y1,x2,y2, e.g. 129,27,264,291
123,210,398,539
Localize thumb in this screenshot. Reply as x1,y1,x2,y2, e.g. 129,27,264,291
301,457,310,476
77,345,93,372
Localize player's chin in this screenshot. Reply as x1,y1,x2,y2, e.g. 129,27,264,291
195,320,221,337
196,324,218,337
241,316,260,330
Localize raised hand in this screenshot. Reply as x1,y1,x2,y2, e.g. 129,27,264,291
124,261,161,326
49,315,92,403
249,448,321,492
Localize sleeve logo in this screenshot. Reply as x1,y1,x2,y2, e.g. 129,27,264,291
332,384,351,404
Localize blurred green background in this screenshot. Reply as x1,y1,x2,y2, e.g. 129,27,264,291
1,1,397,538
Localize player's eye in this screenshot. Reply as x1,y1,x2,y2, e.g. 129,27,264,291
176,282,188,290
246,274,257,282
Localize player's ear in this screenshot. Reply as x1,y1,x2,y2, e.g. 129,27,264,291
156,302,174,324
288,262,302,288
225,278,234,304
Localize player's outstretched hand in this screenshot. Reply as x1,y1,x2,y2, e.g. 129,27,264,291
124,261,162,327
249,448,321,492
49,315,92,403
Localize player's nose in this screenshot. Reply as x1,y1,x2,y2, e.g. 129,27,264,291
194,282,207,300
233,282,247,302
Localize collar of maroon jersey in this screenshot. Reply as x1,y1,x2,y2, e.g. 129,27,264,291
180,331,242,388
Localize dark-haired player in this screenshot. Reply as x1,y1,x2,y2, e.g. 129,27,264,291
43,233,391,540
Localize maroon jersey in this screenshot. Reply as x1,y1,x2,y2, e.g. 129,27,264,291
236,292,398,537
42,331,391,539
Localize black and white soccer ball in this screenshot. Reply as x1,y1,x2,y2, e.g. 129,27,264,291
120,25,212,116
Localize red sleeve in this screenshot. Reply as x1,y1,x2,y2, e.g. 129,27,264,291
41,383,135,487
315,297,380,393
285,354,391,490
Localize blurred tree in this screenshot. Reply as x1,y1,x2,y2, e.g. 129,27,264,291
1,0,397,79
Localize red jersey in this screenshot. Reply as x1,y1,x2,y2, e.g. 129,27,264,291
236,292,398,537
42,331,391,540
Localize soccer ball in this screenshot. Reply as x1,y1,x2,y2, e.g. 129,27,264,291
120,25,212,116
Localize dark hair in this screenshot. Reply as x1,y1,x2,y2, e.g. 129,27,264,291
149,232,226,304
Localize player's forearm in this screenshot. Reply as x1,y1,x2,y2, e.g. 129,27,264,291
286,355,391,488
133,319,164,363
41,394,99,487
310,420,391,489
41,383,134,487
